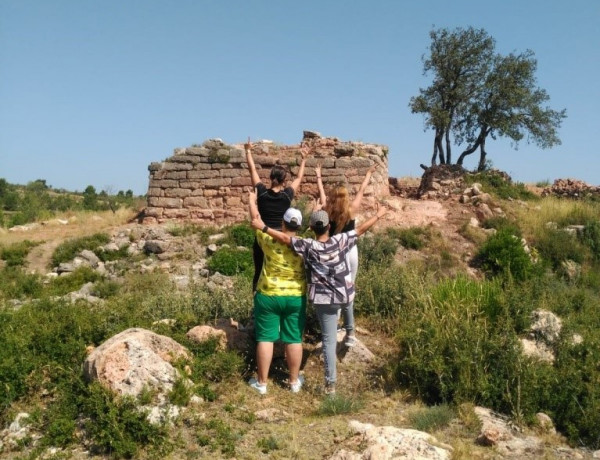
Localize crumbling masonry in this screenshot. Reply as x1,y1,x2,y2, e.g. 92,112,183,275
143,131,389,225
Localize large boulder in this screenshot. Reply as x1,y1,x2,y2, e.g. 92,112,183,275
330,420,452,459
83,328,190,397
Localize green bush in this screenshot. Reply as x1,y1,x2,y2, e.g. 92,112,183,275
227,222,255,248
0,267,43,300
357,233,398,269
581,219,600,261
207,247,253,277
46,266,102,296
465,171,536,200
81,383,170,457
50,233,111,267
475,229,534,281
387,226,427,250
534,229,586,270
0,240,39,267
481,216,521,236
355,264,410,320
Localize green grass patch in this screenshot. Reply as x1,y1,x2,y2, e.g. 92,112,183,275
207,247,253,278
408,404,456,432
318,394,363,416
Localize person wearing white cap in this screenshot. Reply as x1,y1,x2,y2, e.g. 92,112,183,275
251,195,387,395
247,189,306,395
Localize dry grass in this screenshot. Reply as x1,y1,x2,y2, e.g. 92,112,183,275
0,208,138,273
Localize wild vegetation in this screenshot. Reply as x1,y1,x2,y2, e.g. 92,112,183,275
1,172,600,458
0,178,143,228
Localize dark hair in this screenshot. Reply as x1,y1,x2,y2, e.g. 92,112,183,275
270,165,287,185
311,223,329,236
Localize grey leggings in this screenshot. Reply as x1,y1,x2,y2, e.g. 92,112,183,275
316,303,345,385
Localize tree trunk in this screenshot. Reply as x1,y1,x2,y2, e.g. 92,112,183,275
434,129,446,164
477,138,487,171
457,139,480,166
431,139,438,166
445,128,452,164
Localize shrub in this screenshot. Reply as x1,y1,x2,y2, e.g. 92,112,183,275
50,233,110,267
355,264,410,321
534,229,586,270
81,383,169,457
358,233,398,269
207,247,253,277
226,222,254,248
387,226,427,250
465,171,536,200
0,240,39,267
581,219,600,261
0,267,43,300
46,266,102,296
475,229,534,281
481,216,521,236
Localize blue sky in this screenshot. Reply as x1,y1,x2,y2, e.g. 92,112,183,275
1,0,598,195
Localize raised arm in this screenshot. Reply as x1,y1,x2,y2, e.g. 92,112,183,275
248,188,259,221
315,162,327,207
350,163,378,215
244,138,261,187
290,144,309,193
356,202,387,236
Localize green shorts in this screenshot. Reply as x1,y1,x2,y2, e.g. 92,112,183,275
254,292,307,343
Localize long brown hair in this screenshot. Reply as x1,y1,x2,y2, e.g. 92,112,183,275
325,186,351,234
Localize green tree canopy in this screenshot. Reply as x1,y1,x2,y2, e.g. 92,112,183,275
410,27,566,171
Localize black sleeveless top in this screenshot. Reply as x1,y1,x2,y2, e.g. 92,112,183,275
256,183,294,229
328,219,355,236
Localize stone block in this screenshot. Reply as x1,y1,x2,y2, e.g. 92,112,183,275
163,208,190,218
192,162,212,170
190,188,204,196
230,176,253,187
147,187,163,197
148,162,163,172
322,168,346,177
163,171,187,180
183,197,208,207
179,181,201,190
144,207,163,218
169,155,202,164
204,178,231,187
149,179,178,189
209,197,224,207
305,158,335,168
225,196,242,207
187,170,220,179
254,155,278,166
185,147,210,156
164,188,191,198
154,197,182,208
162,162,193,171
221,168,245,178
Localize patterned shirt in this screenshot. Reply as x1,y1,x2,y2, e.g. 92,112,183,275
290,230,358,305
256,231,306,297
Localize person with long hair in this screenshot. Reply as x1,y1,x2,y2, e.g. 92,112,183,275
315,162,378,346
245,138,309,291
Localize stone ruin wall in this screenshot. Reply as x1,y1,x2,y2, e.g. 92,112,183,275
143,131,389,225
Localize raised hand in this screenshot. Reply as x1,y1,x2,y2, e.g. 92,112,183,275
375,202,387,218
315,163,322,179
367,163,379,174
244,136,252,154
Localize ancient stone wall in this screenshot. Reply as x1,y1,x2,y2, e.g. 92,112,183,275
143,131,389,225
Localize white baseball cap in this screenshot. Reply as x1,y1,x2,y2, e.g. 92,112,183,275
283,208,302,229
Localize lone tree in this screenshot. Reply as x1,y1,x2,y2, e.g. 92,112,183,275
410,26,566,171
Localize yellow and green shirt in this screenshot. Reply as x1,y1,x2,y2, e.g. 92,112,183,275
256,231,306,296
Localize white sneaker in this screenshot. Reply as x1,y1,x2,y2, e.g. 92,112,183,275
290,375,305,393
344,335,357,347
248,377,267,395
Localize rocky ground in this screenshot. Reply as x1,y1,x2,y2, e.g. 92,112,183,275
2,177,600,459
